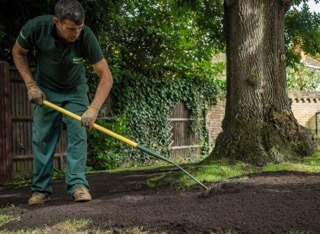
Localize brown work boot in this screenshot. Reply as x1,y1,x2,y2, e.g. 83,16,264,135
28,193,49,205
73,187,92,202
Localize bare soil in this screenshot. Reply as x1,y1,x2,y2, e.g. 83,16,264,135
1,168,320,233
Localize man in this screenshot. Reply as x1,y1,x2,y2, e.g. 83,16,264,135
12,0,113,205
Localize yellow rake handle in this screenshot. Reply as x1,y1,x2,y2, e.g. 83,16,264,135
43,100,138,147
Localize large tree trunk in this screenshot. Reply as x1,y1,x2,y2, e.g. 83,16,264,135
205,0,316,165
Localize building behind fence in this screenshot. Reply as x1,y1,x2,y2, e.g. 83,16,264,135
1,60,320,183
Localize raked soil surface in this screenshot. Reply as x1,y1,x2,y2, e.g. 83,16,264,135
1,168,320,233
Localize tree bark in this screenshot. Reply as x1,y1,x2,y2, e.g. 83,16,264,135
205,0,316,165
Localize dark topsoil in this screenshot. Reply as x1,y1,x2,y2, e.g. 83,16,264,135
1,167,320,233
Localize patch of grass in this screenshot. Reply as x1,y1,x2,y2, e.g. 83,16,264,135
179,160,254,186
146,174,167,188
0,218,90,234
145,159,254,188
209,230,237,234
263,151,320,173
111,226,154,234
0,229,41,234
45,218,92,233
287,230,309,234
0,214,20,227
0,219,154,234
147,151,320,188
10,177,31,186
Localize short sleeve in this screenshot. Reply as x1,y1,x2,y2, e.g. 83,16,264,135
16,21,35,51
81,26,104,64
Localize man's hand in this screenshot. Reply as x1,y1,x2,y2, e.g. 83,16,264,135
81,105,100,130
26,82,46,105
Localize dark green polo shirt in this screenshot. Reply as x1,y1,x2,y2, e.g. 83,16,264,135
17,15,104,90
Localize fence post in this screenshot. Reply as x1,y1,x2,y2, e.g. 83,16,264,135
0,61,12,184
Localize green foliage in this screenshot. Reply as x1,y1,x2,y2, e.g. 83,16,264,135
110,74,225,164
78,0,118,36
100,0,224,79
287,65,320,90
285,1,320,66
171,0,225,47
87,113,130,170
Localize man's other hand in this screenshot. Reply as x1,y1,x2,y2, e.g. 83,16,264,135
26,82,46,105
81,105,100,130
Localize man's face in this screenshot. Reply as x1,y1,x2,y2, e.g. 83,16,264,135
54,18,84,42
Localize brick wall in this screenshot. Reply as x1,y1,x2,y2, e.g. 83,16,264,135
206,99,226,150
206,91,320,150
289,91,320,134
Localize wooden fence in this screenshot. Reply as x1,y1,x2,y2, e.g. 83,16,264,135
0,62,202,183
168,101,201,158
0,62,67,184
0,62,12,184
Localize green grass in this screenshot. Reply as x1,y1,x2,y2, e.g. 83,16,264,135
263,152,320,173
48,219,91,233
0,214,20,227
176,160,253,187
155,151,320,188
0,217,154,234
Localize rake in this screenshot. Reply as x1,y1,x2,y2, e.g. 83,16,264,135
43,100,209,190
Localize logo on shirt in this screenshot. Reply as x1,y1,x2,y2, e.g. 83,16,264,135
72,56,83,64
20,31,26,40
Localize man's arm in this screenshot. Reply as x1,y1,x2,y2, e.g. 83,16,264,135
81,58,113,130
91,58,113,108
12,41,34,85
12,41,45,105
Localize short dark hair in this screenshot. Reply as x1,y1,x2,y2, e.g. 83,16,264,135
55,0,85,25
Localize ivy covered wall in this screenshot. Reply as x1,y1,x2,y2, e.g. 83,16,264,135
88,75,225,167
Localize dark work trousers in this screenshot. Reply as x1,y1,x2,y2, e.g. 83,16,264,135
31,83,90,195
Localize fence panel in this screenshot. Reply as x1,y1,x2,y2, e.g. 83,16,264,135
10,68,67,179
0,62,13,184
0,67,67,181
168,101,201,158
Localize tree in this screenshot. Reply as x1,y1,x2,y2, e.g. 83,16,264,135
203,0,318,166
